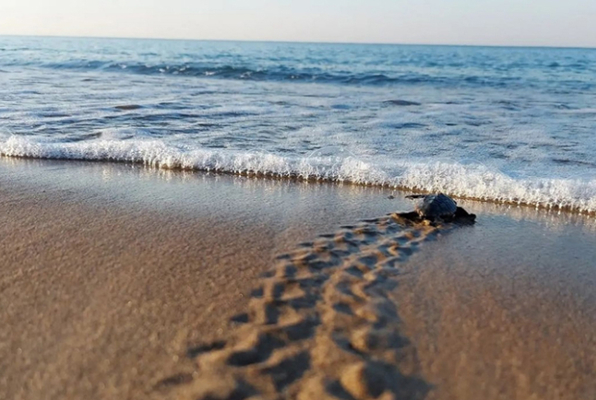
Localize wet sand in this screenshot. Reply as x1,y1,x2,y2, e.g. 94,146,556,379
1,158,595,400
396,207,596,400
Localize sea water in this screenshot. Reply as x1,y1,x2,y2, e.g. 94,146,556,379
1,36,595,212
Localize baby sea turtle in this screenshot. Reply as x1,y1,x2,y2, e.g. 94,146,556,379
399,193,476,224
406,193,457,219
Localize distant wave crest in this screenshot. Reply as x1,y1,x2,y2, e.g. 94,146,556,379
40,60,439,86
2,136,595,214
1,58,552,89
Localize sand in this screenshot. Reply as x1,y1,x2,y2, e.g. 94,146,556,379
1,158,595,400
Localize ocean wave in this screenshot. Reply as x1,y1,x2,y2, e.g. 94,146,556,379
39,60,434,86
11,59,557,89
2,136,594,214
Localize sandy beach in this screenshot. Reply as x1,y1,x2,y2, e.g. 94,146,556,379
1,158,595,400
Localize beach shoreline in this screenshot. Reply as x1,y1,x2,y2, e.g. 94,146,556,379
1,158,595,399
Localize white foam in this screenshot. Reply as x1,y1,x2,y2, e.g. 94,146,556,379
1,136,595,213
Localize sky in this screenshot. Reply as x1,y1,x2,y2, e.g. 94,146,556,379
1,0,595,48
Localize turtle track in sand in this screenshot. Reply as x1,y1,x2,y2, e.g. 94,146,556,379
154,213,465,400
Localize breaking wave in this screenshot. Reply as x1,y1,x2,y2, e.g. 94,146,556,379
2,136,594,214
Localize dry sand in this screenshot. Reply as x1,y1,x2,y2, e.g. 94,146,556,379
1,158,595,400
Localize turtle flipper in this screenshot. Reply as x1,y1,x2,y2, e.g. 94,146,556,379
452,207,476,225
393,211,424,223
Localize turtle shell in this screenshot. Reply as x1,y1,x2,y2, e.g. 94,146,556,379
415,193,457,218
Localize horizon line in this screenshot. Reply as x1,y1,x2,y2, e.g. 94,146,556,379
1,33,595,51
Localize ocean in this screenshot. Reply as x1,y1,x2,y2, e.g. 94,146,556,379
1,36,595,213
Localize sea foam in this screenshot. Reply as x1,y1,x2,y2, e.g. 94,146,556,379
2,136,594,214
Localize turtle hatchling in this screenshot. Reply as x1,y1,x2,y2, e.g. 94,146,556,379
401,193,476,224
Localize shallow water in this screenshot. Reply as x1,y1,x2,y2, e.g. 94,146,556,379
1,37,595,212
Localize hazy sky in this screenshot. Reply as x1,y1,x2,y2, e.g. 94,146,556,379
1,0,595,47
